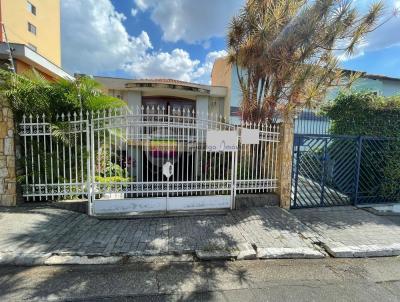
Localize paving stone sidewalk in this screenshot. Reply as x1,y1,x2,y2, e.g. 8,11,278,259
293,206,400,257
0,206,323,264
1,205,400,264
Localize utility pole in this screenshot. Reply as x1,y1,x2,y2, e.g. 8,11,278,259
1,23,16,73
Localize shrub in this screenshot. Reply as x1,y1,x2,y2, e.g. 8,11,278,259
324,91,400,137
324,92,400,202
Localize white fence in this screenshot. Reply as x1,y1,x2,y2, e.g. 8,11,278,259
19,107,280,215
20,113,90,199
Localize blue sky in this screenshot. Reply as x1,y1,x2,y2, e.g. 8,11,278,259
61,0,400,84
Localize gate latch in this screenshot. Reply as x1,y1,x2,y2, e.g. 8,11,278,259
162,161,174,179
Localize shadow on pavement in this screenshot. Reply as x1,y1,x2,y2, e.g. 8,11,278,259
0,204,320,300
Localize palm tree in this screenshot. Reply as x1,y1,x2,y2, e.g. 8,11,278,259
227,0,389,123
0,69,126,121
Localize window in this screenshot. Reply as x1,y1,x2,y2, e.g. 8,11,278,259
27,2,36,15
28,22,36,35
27,44,37,52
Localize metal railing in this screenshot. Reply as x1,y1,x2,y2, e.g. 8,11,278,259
20,113,90,200
294,109,331,135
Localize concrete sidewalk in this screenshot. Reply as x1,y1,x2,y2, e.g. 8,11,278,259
0,205,400,265
0,206,323,265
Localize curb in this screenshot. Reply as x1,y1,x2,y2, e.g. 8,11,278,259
256,247,325,259
0,244,324,265
195,250,238,261
0,252,195,266
6,243,399,265
323,243,400,258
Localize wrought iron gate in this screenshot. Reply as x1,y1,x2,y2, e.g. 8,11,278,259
20,107,280,216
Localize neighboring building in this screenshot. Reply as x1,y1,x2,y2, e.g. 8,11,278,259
0,43,72,80
211,57,248,123
94,76,228,117
1,0,61,66
0,0,72,80
212,57,400,122
325,71,400,100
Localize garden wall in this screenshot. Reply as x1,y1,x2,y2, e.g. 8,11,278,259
0,102,17,206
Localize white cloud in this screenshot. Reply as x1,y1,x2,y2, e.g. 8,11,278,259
134,0,149,10
61,0,226,83
124,49,227,83
131,8,138,17
133,0,243,44
61,0,149,74
124,49,200,82
191,50,228,83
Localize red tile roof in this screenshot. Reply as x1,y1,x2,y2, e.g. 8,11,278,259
135,78,201,85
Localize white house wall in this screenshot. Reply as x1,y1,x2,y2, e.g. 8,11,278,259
125,91,142,109
382,80,400,96
196,95,209,115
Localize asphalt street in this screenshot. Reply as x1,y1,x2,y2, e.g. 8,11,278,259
1,257,400,301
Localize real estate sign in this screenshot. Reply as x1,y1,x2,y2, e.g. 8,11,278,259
206,130,238,152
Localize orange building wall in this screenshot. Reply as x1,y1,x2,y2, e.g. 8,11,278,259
15,59,56,81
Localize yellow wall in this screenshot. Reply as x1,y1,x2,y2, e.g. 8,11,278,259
211,57,232,117
1,0,61,66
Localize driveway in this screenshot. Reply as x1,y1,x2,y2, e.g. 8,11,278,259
292,206,400,257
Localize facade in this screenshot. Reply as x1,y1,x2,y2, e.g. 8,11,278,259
0,0,71,80
16,76,283,215
212,57,400,122
94,76,228,118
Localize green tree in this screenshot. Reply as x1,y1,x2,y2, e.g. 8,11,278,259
227,0,391,122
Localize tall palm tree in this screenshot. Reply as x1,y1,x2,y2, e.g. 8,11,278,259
228,0,389,122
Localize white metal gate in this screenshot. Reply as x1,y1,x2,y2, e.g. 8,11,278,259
20,107,280,216
90,107,237,215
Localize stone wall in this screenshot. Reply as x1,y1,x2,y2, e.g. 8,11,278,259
0,104,17,206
